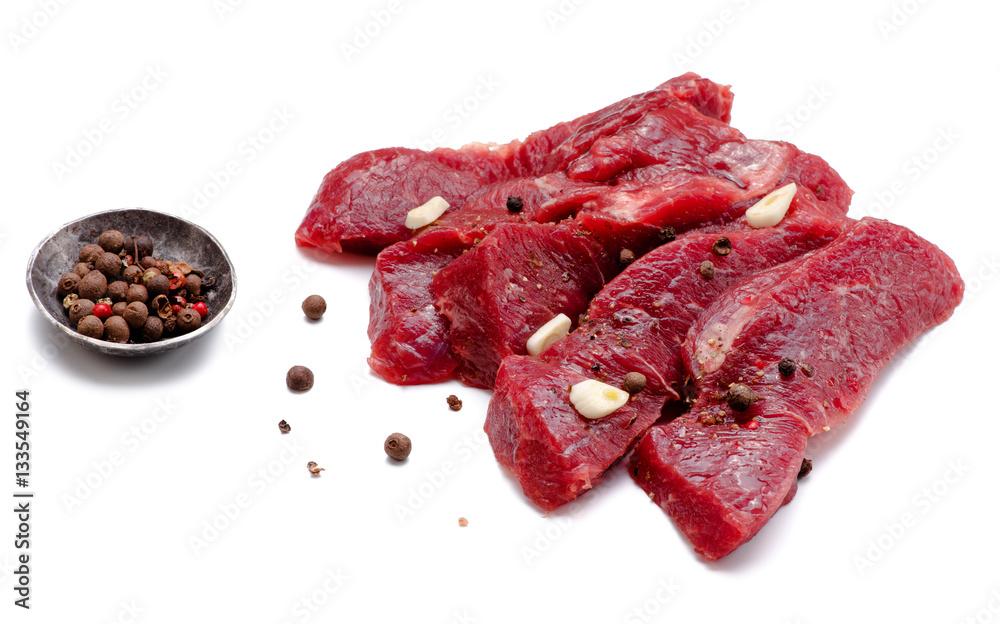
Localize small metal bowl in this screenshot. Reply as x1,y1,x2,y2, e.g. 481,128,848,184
26,208,237,357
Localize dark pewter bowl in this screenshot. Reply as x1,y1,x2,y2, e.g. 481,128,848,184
26,208,237,357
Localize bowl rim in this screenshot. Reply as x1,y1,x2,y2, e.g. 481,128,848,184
25,207,238,356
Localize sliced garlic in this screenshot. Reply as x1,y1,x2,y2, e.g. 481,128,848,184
746,182,796,228
405,196,449,229
526,313,571,356
569,379,629,419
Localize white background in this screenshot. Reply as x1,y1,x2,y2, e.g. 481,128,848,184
2,1,999,622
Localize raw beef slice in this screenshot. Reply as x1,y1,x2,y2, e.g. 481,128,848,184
295,74,734,254
485,192,848,511
629,217,964,560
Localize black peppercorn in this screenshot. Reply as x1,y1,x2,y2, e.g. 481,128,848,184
302,294,326,319
79,244,104,263
778,357,796,378
107,280,129,303
96,252,122,280
506,196,524,213
726,384,757,412
140,316,163,342
798,458,813,479
623,372,647,394
103,316,130,343
659,227,676,243
699,260,715,280
185,274,202,297
57,272,80,297
176,308,201,333
77,315,104,339
619,249,636,266
447,395,463,411
126,283,149,305
384,432,412,461
69,299,95,324
712,237,732,256
278,420,291,434
123,301,149,330
99,230,125,253
286,365,314,391
78,270,108,300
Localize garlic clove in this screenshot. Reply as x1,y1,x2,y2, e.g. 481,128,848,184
569,379,629,419
746,182,797,228
526,313,571,356
405,196,450,229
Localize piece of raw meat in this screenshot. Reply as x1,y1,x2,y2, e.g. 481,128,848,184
485,192,848,511
433,222,617,389
295,74,734,254
629,217,964,560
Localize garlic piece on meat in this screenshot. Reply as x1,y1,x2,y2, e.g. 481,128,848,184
526,313,571,356
405,196,450,229
746,182,797,228
569,379,629,419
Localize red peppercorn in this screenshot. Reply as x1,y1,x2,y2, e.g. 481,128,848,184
93,303,113,320
171,304,181,314
172,295,187,307
192,302,208,318
745,421,760,431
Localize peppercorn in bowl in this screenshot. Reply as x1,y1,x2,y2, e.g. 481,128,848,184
26,208,237,356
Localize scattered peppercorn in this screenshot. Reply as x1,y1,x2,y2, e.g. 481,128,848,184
800,362,815,377
103,316,130,343
384,432,412,461
286,365,314,391
77,315,104,339
458,517,469,527
726,384,757,412
302,294,327,320
307,461,325,477
798,458,813,479
712,237,732,256
591,363,600,372
506,196,524,213
447,394,463,411
57,272,80,297
699,260,715,280
619,248,636,266
778,357,796,377
99,229,125,253
659,227,676,243
278,420,291,434
622,372,647,394
185,273,202,296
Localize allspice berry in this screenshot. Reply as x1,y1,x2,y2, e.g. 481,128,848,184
384,433,412,461
77,315,104,339
78,270,108,300
123,301,149,330
126,283,149,305
726,384,758,412
96,252,122,280
147,274,170,298
302,294,326,320
79,244,104,263
619,249,636,266
286,365,314,391
99,229,125,253
112,302,127,317
57,272,80,297
712,237,732,256
140,256,157,269
185,274,202,296
699,260,715,280
140,316,163,342
69,299,95,324
73,262,92,277
127,233,153,258
623,372,647,394
123,265,143,283
107,280,129,302
103,316,130,343
176,308,201,333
